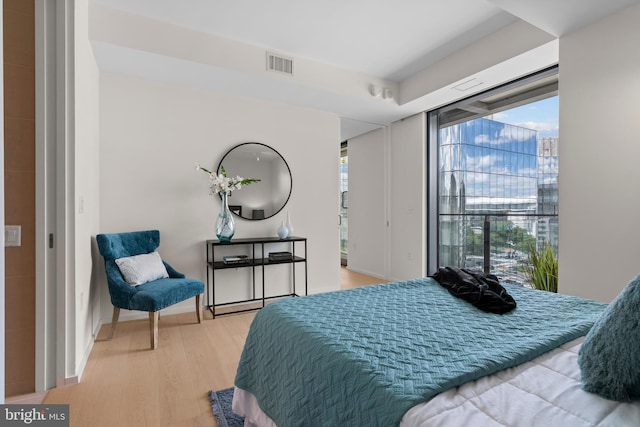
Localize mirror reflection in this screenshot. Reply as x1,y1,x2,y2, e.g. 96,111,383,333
217,142,292,220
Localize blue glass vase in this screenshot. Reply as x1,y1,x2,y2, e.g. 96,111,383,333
215,191,235,242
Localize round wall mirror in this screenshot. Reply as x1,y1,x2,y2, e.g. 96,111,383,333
217,142,292,220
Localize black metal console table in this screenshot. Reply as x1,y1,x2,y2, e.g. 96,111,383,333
205,236,307,318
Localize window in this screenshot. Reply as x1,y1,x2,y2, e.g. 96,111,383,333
428,67,558,286
340,142,348,266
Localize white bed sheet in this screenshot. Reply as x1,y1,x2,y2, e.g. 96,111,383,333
233,337,640,426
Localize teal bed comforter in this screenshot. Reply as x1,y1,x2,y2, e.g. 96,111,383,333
234,277,606,427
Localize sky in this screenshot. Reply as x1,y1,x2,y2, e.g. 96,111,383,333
490,96,559,139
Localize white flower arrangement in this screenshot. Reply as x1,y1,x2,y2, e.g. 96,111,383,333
195,163,260,195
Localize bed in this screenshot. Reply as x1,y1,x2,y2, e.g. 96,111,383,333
232,277,640,426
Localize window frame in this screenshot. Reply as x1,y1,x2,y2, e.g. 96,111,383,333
426,66,559,275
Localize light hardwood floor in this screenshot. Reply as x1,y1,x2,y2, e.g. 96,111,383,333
42,267,383,427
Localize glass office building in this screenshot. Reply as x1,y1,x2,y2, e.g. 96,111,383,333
439,118,558,284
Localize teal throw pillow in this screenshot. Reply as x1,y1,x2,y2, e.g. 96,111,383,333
578,275,640,402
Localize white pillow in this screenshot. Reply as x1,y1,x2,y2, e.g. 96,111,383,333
115,251,169,286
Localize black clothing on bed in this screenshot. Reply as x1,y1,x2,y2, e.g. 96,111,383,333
430,267,517,314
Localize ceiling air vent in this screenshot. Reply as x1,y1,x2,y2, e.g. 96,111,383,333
452,78,483,92
267,52,294,76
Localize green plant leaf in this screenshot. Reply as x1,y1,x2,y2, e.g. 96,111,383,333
525,243,558,292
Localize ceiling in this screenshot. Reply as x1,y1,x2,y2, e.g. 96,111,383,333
90,0,640,140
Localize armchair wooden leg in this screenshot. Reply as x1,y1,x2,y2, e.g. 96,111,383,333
149,311,159,350
196,294,202,323
108,307,120,340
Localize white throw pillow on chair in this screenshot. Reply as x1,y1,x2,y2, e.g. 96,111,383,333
115,251,169,286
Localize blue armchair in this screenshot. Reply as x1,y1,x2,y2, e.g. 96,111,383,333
96,230,204,349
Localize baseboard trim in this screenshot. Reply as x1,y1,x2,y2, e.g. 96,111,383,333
308,285,340,295
343,266,386,280
99,303,200,325
56,376,78,388
5,391,48,405
75,333,97,384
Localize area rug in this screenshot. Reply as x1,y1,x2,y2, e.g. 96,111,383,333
209,387,245,427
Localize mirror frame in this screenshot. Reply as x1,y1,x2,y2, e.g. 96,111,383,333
217,142,292,221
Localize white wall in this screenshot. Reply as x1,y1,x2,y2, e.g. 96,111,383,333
559,2,640,302
389,114,426,281
98,73,340,322
73,0,101,379
346,128,387,279
346,114,426,282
